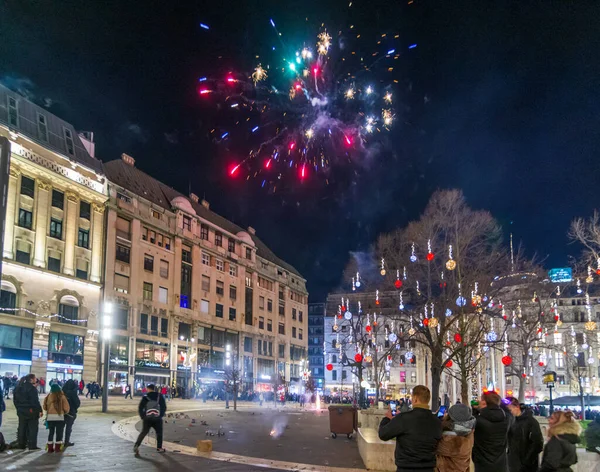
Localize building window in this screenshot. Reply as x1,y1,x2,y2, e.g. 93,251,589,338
143,282,153,301
279,301,285,316
246,247,252,260
229,307,236,321
116,216,131,240
114,273,129,293
58,298,79,325
216,259,224,272
200,224,209,240
117,192,131,204
0,283,17,312
279,344,285,358
47,255,61,273
160,260,169,278
267,299,273,312
299,311,303,322
230,285,237,300
216,280,224,296
182,246,192,263
77,228,89,248
37,113,48,141
151,209,161,220
292,327,296,338
51,189,64,209
555,351,564,368
75,259,88,280
342,370,347,380
20,176,35,198
144,254,154,272
216,304,224,318
7,96,18,127
202,275,210,292
332,370,337,381
292,308,297,320
15,244,31,265
299,329,303,340
259,296,265,309
202,252,210,266
182,215,192,231
229,264,238,277
80,201,91,220
244,337,253,353
259,316,265,329
279,323,285,335
200,299,209,313
180,262,192,309
215,232,223,247
63,128,75,155
18,209,33,229
228,238,235,253
140,313,148,334
49,218,63,239
158,287,168,304
267,319,273,332
114,307,129,330
116,244,130,263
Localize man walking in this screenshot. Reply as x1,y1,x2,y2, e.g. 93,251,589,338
133,384,166,455
378,385,442,472
13,374,43,450
506,397,543,472
124,384,132,400
472,391,512,472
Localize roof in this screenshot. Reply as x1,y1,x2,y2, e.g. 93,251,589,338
103,158,303,278
0,84,104,174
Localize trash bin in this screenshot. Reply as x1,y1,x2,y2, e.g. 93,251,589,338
328,405,357,439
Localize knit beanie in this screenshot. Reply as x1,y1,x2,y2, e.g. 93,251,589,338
449,403,472,422
50,384,61,394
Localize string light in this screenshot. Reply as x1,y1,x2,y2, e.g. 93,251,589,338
0,307,90,324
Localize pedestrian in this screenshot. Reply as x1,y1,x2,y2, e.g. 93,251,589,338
259,392,264,407
133,384,166,455
13,374,43,450
506,397,543,472
585,414,600,453
472,392,512,472
435,403,476,472
0,383,5,428
379,385,442,472
38,377,46,394
78,380,84,396
85,382,91,398
62,379,80,447
3,376,10,399
539,410,581,472
43,383,70,453
125,384,132,400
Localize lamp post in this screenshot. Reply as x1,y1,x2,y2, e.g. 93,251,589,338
101,302,112,413
179,335,195,398
225,344,232,409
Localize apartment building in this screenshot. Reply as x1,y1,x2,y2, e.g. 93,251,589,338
0,84,107,383
102,154,308,394
308,302,325,390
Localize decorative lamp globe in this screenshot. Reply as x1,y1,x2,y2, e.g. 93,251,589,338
394,279,403,289
589,357,596,365
326,363,333,371
344,311,353,320
429,317,439,328
410,255,417,263
354,353,363,363
355,280,361,288
501,355,513,366
446,260,456,271
380,269,386,276
389,333,398,343
585,321,597,331
408,327,416,336
426,252,435,261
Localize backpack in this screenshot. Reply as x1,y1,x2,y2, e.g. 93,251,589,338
145,395,161,418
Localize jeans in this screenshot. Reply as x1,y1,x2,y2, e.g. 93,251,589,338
47,420,65,443
17,415,39,448
134,417,163,449
64,414,76,443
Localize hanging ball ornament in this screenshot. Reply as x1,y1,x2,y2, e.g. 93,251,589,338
446,260,456,271
344,311,353,320
538,361,545,367
588,357,596,365
522,373,527,378
410,254,417,263
486,331,498,342
405,351,414,361
456,296,467,307
354,353,363,363
501,355,513,366
445,308,452,317
389,333,398,343
587,276,594,284
365,355,373,363
423,318,430,327
375,299,380,306
380,268,386,276
333,324,339,331
445,360,453,368
454,333,462,343
596,269,600,276
326,363,333,371
429,317,439,328
399,303,405,310
408,327,416,336
426,252,435,261
365,325,372,333
394,279,403,289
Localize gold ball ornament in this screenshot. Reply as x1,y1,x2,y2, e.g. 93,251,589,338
380,269,386,276
585,321,597,331
446,260,456,271
428,317,439,328
333,324,339,331
408,327,416,336
556,320,563,327
365,355,373,363
587,276,594,284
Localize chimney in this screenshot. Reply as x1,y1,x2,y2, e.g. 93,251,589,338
247,226,256,235
201,199,210,210
189,193,199,203
121,153,135,167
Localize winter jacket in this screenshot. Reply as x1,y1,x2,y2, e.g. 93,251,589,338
138,391,166,419
584,419,600,452
62,380,81,415
13,380,42,418
435,417,476,472
43,392,70,421
507,408,544,472
0,387,5,427
379,404,442,471
539,420,581,472
472,406,512,472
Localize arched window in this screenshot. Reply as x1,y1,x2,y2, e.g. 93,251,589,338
58,295,79,325
0,281,17,313
332,354,337,364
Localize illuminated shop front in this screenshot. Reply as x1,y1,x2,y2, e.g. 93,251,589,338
47,332,84,382
0,324,33,378
134,339,170,394
108,335,129,393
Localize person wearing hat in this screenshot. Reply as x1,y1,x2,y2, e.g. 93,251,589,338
43,383,70,453
506,397,543,472
436,403,476,472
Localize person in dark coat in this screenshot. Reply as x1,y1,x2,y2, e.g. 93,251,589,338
379,385,442,472
472,392,512,472
506,397,543,472
133,384,167,455
62,379,80,447
539,410,581,472
0,384,5,427
585,415,600,453
13,374,43,450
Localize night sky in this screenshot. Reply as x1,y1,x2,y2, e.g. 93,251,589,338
1,1,599,301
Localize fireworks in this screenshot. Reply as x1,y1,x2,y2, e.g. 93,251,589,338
197,15,416,190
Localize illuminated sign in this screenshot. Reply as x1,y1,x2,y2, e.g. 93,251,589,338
548,268,572,283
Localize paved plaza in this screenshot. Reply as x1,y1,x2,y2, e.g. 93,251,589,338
0,396,367,472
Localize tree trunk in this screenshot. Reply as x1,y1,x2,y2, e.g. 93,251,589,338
430,350,443,411
233,380,238,411
518,376,526,403
461,373,469,404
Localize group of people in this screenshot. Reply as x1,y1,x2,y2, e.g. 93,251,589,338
85,381,102,399
379,385,582,472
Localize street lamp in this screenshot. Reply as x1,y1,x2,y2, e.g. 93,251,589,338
225,344,232,409
101,302,113,413
179,335,195,398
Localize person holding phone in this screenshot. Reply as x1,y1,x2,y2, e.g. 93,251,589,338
379,385,442,472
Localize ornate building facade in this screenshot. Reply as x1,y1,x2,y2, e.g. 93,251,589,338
0,84,107,383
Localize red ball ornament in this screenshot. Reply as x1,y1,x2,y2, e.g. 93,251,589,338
554,315,559,321
522,373,527,378
354,353,363,363
366,325,372,333
538,361,545,367
326,363,333,371
375,299,380,305
501,355,513,366
394,279,403,289
454,333,462,343
423,318,430,326
426,252,435,261
341,306,346,312
445,360,453,368
337,315,342,319
387,355,392,361
596,269,600,276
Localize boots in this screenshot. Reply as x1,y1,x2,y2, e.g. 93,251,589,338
55,442,63,453
46,443,54,453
